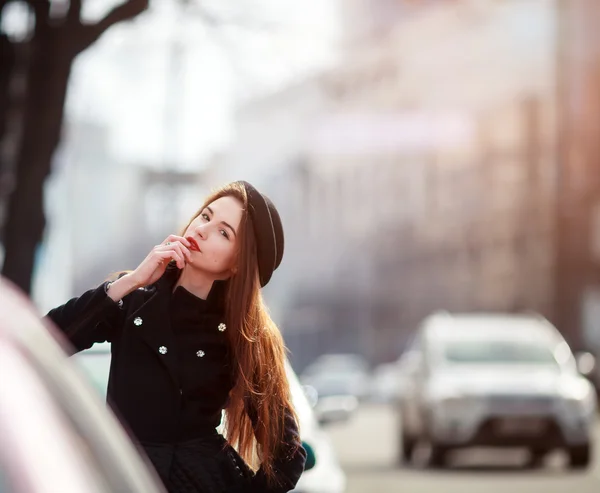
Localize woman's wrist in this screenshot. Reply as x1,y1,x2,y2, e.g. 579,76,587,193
106,273,140,303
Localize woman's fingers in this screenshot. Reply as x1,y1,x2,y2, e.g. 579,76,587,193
163,235,191,249
173,241,192,262
155,248,184,269
156,241,192,264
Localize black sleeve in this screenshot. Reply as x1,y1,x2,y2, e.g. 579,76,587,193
246,402,307,493
44,282,125,354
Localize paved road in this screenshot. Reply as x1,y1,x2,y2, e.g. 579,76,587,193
326,403,600,493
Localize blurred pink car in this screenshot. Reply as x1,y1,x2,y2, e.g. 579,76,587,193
0,277,166,493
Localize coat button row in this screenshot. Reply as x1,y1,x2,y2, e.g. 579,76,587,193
134,317,224,334
132,317,214,358
156,346,205,358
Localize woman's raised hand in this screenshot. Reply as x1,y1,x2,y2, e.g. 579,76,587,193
129,235,193,288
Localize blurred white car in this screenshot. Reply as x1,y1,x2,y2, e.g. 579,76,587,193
397,312,597,470
75,343,347,493
286,364,347,493
370,362,403,403
0,277,165,493
301,353,371,403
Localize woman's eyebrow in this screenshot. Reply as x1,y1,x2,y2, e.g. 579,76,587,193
206,206,237,237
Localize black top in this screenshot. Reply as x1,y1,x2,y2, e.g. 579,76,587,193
169,283,233,438
45,268,306,492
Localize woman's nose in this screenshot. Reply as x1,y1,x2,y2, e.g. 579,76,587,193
195,226,207,240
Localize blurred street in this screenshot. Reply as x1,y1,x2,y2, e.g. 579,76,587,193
327,403,600,493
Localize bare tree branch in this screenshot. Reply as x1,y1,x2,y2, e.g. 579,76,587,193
29,0,51,35
77,0,148,53
67,0,82,26
22,0,50,24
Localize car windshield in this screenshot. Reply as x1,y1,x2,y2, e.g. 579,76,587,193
441,338,558,365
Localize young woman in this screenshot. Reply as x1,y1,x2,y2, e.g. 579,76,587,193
45,181,306,493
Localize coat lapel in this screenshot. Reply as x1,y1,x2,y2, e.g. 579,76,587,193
128,268,180,390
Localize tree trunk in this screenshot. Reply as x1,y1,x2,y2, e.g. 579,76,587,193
0,33,16,202
0,34,14,149
1,28,72,293
1,0,148,294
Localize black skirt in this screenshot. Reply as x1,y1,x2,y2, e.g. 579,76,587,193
141,434,254,493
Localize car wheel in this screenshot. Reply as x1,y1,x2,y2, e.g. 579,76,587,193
428,444,449,469
568,443,592,470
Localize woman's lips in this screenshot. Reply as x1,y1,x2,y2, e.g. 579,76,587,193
186,237,200,252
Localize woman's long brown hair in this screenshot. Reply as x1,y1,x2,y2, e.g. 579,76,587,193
181,182,299,485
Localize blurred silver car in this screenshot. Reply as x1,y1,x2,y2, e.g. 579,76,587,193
75,342,347,493
0,277,166,493
397,312,597,469
300,353,370,426
301,354,370,401
370,362,403,404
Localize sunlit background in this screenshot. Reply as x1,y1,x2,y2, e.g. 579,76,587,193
3,0,600,491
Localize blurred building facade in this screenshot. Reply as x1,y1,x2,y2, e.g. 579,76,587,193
556,0,600,358
213,0,559,370
213,0,600,372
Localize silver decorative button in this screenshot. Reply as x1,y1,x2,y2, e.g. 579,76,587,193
196,350,205,358
133,317,143,326
218,323,226,332
159,346,168,355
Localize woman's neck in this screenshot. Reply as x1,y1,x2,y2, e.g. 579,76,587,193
174,267,214,300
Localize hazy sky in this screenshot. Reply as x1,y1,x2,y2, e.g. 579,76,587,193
65,0,341,169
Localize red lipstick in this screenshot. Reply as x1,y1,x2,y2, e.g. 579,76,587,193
186,237,200,252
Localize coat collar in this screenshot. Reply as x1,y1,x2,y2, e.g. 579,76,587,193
158,265,227,312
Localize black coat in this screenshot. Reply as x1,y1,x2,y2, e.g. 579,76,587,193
45,269,306,493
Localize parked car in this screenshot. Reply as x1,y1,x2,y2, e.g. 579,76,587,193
75,342,347,493
397,311,597,470
0,277,166,493
301,353,370,402
300,353,370,425
286,363,347,493
370,362,403,404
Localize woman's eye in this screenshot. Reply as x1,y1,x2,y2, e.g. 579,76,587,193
201,213,209,221
220,230,229,239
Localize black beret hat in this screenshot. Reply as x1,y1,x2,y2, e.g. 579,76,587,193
238,181,284,287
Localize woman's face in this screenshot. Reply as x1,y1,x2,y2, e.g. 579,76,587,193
183,195,244,279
